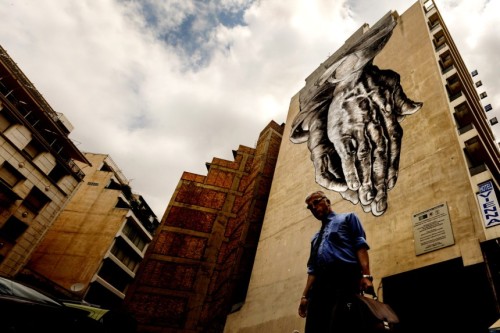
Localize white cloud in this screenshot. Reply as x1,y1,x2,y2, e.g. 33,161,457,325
1,0,498,216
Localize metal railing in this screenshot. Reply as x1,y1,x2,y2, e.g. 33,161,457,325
470,164,487,176
0,46,61,125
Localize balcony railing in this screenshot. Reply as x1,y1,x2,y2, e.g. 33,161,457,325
442,65,454,75
449,91,463,102
64,158,85,181
458,123,474,134
0,46,61,127
429,22,440,32
435,42,447,52
470,164,487,176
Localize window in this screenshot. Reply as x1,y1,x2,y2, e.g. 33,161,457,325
23,187,50,214
23,139,45,159
0,216,28,242
490,117,498,126
433,30,446,50
100,162,113,172
446,74,462,101
0,110,17,132
0,182,21,206
48,163,69,183
485,104,493,112
463,140,487,176
424,0,435,12
427,13,439,29
447,74,461,89
480,92,488,99
23,111,41,129
454,102,469,116
471,69,478,77
96,257,134,292
453,102,473,130
105,178,122,190
439,51,453,74
122,219,147,251
475,81,483,88
0,162,23,205
115,196,130,209
0,162,25,188
110,240,140,272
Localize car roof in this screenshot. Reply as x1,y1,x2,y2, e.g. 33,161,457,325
0,276,62,306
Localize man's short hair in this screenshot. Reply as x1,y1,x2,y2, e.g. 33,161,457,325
305,191,327,202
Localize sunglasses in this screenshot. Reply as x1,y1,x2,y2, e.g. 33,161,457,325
307,197,326,210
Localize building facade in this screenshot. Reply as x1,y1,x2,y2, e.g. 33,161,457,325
25,152,160,309
470,69,498,140
123,121,284,332
0,45,88,277
224,1,500,332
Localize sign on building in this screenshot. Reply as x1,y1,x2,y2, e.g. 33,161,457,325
413,203,455,255
477,180,500,228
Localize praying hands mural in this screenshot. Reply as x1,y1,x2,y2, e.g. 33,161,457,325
290,13,423,216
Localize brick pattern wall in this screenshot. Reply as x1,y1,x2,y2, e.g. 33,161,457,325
123,121,283,332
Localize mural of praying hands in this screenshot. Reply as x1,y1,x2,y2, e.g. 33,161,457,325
327,66,422,216
290,13,423,216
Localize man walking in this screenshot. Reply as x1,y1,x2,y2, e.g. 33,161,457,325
298,191,373,332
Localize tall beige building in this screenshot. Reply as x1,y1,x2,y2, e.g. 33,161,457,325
26,153,160,308
0,45,89,277
224,1,500,332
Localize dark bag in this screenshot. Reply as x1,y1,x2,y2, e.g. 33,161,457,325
351,291,400,332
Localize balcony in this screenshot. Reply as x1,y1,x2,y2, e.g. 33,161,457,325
446,73,464,103
0,179,22,202
458,123,474,135
424,0,435,13
433,30,447,52
464,136,491,178
0,46,89,171
439,50,454,75
427,12,440,32
470,164,488,176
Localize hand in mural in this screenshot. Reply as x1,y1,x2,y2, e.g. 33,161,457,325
290,13,423,216
326,65,422,216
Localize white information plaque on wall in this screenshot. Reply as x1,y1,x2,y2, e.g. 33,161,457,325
412,202,455,255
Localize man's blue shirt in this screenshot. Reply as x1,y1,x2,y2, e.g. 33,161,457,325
307,212,369,275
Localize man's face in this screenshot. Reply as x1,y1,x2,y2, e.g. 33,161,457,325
306,194,330,220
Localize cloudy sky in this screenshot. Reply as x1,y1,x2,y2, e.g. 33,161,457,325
1,0,498,217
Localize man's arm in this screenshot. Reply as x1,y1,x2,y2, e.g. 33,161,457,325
298,274,316,318
356,246,374,294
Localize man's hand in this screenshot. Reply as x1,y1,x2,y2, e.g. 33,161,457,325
360,278,375,295
298,297,308,318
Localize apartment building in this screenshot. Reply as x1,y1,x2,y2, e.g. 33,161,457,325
26,152,160,309
469,69,498,142
224,1,500,332
123,121,284,332
0,45,89,277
